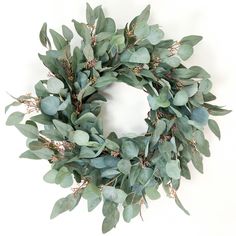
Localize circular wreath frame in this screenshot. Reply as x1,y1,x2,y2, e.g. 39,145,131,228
5,3,231,234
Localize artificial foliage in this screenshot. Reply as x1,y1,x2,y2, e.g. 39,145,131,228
6,4,231,233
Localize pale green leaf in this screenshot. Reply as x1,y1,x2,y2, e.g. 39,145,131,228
102,186,127,204
102,207,119,233
191,151,203,173
83,44,94,61
146,25,164,45
191,107,209,125
163,56,181,67
47,78,64,94
173,90,188,106
145,186,161,200
71,130,90,146
50,194,80,219
208,119,221,140
49,29,67,50
43,169,58,183
79,146,96,158
180,35,203,46
129,47,150,64
121,140,139,159
15,124,39,139
95,75,117,88
40,96,60,116
6,111,25,126
62,25,73,42
117,159,131,175
178,44,193,60
53,119,73,138
30,114,52,125
20,150,40,160
166,160,181,179
86,2,95,25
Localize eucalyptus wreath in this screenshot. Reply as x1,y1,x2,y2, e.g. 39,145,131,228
5,3,231,234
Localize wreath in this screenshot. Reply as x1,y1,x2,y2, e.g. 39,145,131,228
5,4,231,234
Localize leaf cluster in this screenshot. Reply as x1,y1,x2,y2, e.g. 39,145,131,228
6,3,231,234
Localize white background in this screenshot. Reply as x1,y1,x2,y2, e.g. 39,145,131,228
0,0,236,235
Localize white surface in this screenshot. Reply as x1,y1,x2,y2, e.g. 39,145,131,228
0,0,236,235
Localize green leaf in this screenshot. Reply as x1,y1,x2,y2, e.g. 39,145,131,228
28,141,44,150
95,75,117,88
20,150,41,160
73,20,91,44
130,165,141,186
123,204,140,223
75,112,96,125
163,56,181,67
148,93,170,110
191,107,209,125
32,147,54,160
193,130,210,157
15,124,39,139
117,159,131,175
190,66,210,79
40,96,60,116
82,183,101,200
102,186,127,204
87,197,101,212
50,193,80,219
101,169,120,178
173,90,188,106
110,34,125,49
96,32,113,42
83,44,94,61
103,18,116,33
208,107,232,116
178,44,193,60
183,83,198,97
175,194,190,215
53,119,73,138
180,35,203,46
208,119,221,140
203,92,216,102
71,130,90,146
102,207,119,234
191,151,203,173
138,167,153,185
47,77,64,94
199,78,212,94
49,29,67,50
173,68,198,79
43,169,58,183
129,47,150,64
166,160,181,180
55,167,73,188
145,186,161,200
105,139,120,152
121,140,139,159
39,23,51,48
62,25,73,42
79,147,95,159
86,3,95,25
146,25,164,45
134,5,151,40
151,119,166,146
95,7,105,34
30,114,52,125
5,101,21,114
35,81,49,97
102,200,117,217
6,111,25,126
